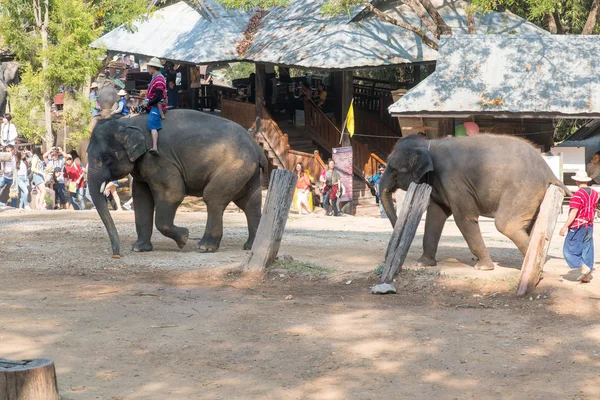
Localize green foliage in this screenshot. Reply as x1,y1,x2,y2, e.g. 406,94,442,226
216,0,287,10
91,0,154,33
6,66,47,143
321,0,361,16
64,92,93,145
219,62,256,83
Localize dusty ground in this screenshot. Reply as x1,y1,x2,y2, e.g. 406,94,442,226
1,205,600,400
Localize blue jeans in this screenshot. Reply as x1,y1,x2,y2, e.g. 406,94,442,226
563,225,594,270
70,187,85,210
18,176,29,208
0,176,13,205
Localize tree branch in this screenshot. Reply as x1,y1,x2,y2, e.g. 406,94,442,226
418,0,452,35
360,0,439,51
552,11,565,34
466,10,476,34
403,0,439,39
582,0,600,34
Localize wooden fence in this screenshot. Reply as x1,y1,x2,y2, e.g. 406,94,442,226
221,98,256,130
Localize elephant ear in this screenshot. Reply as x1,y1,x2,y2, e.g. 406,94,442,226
117,125,148,162
408,147,434,183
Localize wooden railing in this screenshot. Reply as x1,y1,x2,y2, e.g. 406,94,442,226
258,106,290,169
303,99,385,180
354,107,400,158
287,149,325,182
221,98,256,130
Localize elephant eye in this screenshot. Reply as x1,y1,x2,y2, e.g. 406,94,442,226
101,154,111,163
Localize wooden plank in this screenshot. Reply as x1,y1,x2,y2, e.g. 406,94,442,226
0,358,60,400
380,183,432,284
243,170,297,272
516,184,564,297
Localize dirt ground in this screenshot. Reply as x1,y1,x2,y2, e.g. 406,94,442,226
1,205,600,400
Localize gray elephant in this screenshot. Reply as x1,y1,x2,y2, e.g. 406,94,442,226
87,109,267,257
0,62,19,115
380,135,569,270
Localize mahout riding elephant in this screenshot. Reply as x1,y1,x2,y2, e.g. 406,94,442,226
380,135,569,270
87,109,267,257
0,61,19,115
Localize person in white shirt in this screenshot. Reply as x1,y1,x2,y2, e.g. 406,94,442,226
1,113,18,148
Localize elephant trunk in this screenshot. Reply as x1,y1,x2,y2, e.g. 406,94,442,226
379,171,397,228
89,173,121,258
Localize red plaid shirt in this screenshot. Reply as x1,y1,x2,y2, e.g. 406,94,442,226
147,73,168,112
569,187,599,229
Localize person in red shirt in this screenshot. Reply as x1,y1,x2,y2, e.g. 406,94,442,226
559,170,599,282
64,154,85,210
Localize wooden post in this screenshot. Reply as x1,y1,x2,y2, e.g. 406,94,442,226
379,183,432,285
340,71,353,147
255,63,266,135
516,184,564,297
0,358,60,400
243,169,297,272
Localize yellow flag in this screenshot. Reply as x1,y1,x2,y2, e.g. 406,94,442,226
346,101,355,138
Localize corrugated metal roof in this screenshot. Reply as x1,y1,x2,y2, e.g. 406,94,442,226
389,35,600,118
92,0,546,69
91,1,249,64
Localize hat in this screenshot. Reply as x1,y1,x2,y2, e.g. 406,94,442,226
90,82,99,89
117,89,127,96
146,57,163,69
573,170,592,182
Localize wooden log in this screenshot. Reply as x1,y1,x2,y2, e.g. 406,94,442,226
516,184,564,297
380,183,432,284
243,169,297,272
0,152,12,162
0,358,60,400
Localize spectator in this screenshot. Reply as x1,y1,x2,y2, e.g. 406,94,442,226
112,90,130,116
89,82,100,118
167,81,179,109
1,113,18,148
320,159,341,216
15,150,30,209
0,144,16,206
30,147,47,210
559,170,599,283
44,147,67,209
295,162,312,215
368,164,387,218
64,154,85,210
586,151,600,185
314,82,327,109
103,181,123,211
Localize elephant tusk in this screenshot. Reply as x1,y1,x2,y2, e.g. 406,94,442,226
99,181,106,194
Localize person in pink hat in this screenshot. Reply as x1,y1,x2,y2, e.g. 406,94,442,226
559,170,599,282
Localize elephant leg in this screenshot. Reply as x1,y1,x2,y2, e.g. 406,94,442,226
453,214,495,271
495,216,531,256
418,202,451,267
198,201,226,253
153,184,189,249
131,180,154,252
234,182,262,250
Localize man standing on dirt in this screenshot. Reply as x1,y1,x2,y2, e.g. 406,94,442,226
559,170,599,283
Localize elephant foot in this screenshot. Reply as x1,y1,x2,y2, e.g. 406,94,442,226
243,238,255,250
417,256,437,267
197,237,221,253
174,228,189,249
474,260,495,271
132,240,153,252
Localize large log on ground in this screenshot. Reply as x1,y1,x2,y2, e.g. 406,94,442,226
377,183,432,288
516,184,564,297
243,169,297,272
0,152,12,162
0,358,60,400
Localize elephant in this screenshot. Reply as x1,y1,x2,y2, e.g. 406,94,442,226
0,61,19,115
380,135,570,270
87,109,267,257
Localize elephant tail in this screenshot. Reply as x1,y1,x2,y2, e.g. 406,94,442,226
259,152,268,172
552,179,572,197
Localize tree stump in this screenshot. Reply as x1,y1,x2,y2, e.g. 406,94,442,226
243,169,297,272
374,183,432,292
516,184,565,297
0,152,12,162
0,358,59,400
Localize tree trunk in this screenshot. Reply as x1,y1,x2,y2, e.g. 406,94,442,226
582,0,600,34
418,0,452,35
40,0,53,149
0,358,60,400
466,10,476,34
516,185,564,297
404,0,439,38
359,0,439,50
380,182,432,284
243,169,297,272
547,12,565,34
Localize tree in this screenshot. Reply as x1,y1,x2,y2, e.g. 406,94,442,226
0,0,150,146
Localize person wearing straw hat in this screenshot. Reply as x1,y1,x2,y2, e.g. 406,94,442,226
89,82,100,118
559,170,599,282
112,89,130,116
142,57,167,156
